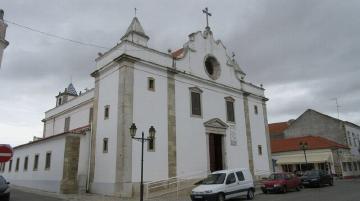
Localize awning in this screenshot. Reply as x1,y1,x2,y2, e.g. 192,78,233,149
275,153,331,165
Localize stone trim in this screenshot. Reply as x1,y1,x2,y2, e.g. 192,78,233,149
243,94,254,176
167,69,177,178
262,100,273,173
60,135,80,194
115,58,135,197
89,76,100,189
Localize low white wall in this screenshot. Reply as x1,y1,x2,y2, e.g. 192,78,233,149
1,135,66,193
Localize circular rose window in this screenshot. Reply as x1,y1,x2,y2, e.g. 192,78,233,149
204,55,221,80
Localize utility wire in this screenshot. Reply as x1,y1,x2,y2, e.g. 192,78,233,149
5,19,110,50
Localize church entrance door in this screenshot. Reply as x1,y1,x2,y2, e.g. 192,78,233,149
209,133,223,172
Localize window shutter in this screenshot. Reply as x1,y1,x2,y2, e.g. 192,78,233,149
191,92,201,116
226,101,235,122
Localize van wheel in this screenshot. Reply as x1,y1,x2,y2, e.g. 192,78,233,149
247,189,255,200
218,193,225,201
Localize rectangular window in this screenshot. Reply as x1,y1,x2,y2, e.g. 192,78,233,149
64,117,71,132
8,160,12,172
104,105,110,119
33,154,39,171
89,108,94,123
148,138,155,152
342,162,347,172
353,133,357,146
24,156,28,171
225,98,235,122
148,77,155,91
254,105,258,115
258,145,262,155
45,152,51,170
348,134,352,146
103,138,108,153
348,162,353,171
191,92,202,116
354,162,358,171
15,158,20,172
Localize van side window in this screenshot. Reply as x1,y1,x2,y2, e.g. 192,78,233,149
236,171,245,181
226,173,236,184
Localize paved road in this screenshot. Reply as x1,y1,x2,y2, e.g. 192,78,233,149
8,179,360,201
236,179,360,201
10,188,63,201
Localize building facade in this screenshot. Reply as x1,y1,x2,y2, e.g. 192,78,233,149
1,17,272,197
271,109,360,178
0,9,9,68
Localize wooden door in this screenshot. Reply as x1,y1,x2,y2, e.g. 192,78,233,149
209,134,223,172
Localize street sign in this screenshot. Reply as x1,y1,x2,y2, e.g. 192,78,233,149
0,144,13,163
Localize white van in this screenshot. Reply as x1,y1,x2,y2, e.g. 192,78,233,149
190,168,255,201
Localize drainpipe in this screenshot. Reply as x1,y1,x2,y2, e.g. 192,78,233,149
85,122,93,192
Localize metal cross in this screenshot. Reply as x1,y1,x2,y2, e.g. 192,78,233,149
202,7,212,28
135,8,137,17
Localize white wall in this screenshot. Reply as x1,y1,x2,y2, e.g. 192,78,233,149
175,76,251,177
132,62,168,182
344,124,360,157
1,136,66,192
92,66,119,194
247,96,271,175
44,90,94,137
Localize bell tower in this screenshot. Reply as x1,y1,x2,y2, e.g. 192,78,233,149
0,9,9,68
56,83,78,106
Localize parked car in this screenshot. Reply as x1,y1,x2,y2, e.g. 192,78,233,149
190,168,255,201
261,173,301,194
0,176,10,201
301,169,333,187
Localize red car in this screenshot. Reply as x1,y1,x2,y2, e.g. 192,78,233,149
261,173,301,194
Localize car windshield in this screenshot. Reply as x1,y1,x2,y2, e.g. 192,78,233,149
304,170,319,177
202,173,226,185
268,173,285,180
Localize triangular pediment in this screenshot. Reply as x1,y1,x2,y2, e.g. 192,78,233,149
204,118,228,129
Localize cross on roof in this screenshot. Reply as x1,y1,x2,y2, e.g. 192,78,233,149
134,8,137,17
202,7,212,29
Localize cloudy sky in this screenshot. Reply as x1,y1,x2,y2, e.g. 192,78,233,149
1,0,359,146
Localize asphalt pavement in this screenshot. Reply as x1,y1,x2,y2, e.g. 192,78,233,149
8,178,360,201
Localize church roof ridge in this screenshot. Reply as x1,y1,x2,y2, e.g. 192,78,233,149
121,17,149,40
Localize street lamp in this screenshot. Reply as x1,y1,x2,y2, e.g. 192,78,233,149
299,141,308,170
129,123,156,201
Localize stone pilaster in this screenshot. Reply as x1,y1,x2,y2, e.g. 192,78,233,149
88,71,100,189
115,56,135,197
243,93,254,176
167,69,177,178
261,99,273,173
60,135,81,194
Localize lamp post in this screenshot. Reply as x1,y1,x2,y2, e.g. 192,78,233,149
299,141,308,170
129,123,156,201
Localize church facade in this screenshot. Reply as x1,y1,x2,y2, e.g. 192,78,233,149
1,16,272,197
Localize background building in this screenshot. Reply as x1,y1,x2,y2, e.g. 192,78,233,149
270,109,360,178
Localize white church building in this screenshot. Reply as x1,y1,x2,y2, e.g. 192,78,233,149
0,15,272,197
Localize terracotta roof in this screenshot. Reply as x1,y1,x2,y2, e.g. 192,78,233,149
171,48,184,59
271,135,348,153
13,125,90,150
269,122,290,135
